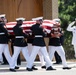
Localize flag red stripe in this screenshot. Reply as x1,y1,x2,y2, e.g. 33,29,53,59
6,20,55,34
42,26,52,30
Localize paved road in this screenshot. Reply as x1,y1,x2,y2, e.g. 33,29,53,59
0,61,76,75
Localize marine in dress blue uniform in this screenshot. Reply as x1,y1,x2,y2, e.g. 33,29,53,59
0,14,11,66
0,14,9,65
53,19,62,64
48,21,71,69
27,17,56,71
27,18,46,69
9,18,30,72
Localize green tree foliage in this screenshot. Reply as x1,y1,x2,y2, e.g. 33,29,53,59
59,0,76,27
58,0,76,59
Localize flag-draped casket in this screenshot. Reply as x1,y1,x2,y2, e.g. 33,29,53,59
6,20,56,36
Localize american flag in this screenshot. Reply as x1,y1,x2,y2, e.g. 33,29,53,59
6,20,56,35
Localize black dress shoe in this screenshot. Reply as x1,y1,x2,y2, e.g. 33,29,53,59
26,68,33,71
46,66,56,71
9,69,16,72
15,66,19,69
41,65,46,69
32,66,38,70
63,67,71,70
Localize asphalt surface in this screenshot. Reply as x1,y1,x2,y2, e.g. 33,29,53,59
0,61,76,75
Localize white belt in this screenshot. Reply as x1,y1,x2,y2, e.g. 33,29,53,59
15,36,24,38
35,35,43,37
0,33,5,35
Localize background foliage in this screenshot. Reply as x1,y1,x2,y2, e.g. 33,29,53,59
58,0,76,59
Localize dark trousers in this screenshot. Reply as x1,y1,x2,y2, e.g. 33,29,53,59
2,53,8,64
54,51,62,63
